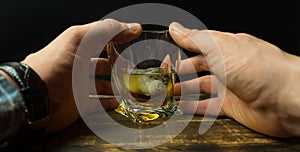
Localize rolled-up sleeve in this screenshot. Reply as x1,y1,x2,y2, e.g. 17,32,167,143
0,75,25,143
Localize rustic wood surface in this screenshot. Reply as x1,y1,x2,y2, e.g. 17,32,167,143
2,111,300,152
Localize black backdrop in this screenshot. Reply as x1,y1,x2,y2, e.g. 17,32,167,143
0,0,299,62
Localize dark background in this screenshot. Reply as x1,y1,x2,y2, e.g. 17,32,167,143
0,0,299,62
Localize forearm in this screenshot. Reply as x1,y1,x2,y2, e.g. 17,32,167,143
276,52,300,136
0,71,26,143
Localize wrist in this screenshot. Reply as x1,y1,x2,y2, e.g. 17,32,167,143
275,52,300,136
0,74,27,143
0,62,50,135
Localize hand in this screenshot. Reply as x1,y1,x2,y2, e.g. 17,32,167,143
22,19,142,133
169,22,300,137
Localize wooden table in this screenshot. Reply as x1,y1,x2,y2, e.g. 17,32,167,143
2,111,300,152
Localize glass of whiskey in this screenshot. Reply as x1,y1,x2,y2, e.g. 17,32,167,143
107,26,181,123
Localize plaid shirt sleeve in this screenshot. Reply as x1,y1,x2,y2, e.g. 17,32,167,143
0,75,25,144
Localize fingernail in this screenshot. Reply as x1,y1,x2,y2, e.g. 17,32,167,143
170,22,184,35
127,23,139,33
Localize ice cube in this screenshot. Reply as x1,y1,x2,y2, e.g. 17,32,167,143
138,76,166,96
148,80,166,95
137,76,152,96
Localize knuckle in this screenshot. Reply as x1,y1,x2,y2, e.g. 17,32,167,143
214,31,236,44
103,18,120,28
103,18,118,24
184,29,202,41
102,18,125,32
235,32,253,39
234,33,258,44
188,29,201,36
211,30,228,39
65,25,85,44
66,25,83,36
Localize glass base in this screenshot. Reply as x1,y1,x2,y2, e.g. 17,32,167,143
114,102,182,123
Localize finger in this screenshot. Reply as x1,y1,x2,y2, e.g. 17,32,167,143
106,42,136,68
100,98,119,111
169,22,228,86
90,58,112,75
76,18,142,58
89,79,116,95
178,54,210,74
89,98,119,111
169,22,201,54
111,23,142,44
90,58,116,95
174,75,218,96
160,54,172,73
179,98,225,116
169,22,222,56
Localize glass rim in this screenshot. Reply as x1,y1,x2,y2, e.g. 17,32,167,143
141,30,169,33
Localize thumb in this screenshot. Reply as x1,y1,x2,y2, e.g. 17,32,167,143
169,22,226,85
77,19,142,58
169,22,220,56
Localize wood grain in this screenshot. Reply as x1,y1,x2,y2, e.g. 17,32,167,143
2,111,300,152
